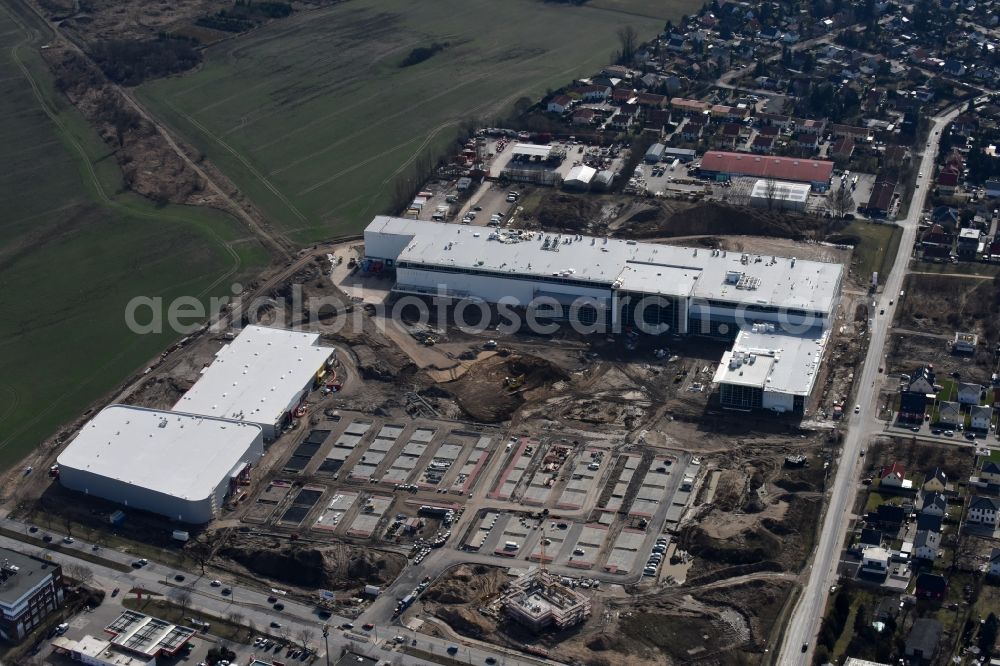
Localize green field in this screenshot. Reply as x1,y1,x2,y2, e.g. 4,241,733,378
0,1,266,471
137,0,699,241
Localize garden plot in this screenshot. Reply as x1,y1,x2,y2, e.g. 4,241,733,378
243,480,293,524
490,437,539,501
284,430,329,472
558,523,609,570
490,513,541,558
279,485,325,526
521,442,571,507
384,428,436,484
604,528,647,575
602,454,642,512
418,442,464,488
556,450,607,510
630,455,673,518
319,419,372,475
346,494,393,538
450,435,493,495
313,492,358,532
463,510,500,551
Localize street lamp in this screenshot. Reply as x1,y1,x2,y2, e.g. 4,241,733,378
322,624,330,666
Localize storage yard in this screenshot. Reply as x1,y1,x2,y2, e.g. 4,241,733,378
2,203,865,664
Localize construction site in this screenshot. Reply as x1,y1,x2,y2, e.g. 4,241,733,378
0,198,884,664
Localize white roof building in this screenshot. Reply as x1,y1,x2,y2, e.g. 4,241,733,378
173,325,334,437
57,405,263,523
713,324,829,413
563,165,597,190
749,179,811,210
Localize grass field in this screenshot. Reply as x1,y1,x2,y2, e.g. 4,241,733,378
0,0,266,471
137,0,700,241
841,221,903,283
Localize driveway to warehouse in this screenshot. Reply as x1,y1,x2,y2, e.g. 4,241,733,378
776,105,965,664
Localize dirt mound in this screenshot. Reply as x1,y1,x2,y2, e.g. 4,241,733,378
434,606,493,638
532,192,603,231
621,201,839,241
446,354,568,422
220,540,405,591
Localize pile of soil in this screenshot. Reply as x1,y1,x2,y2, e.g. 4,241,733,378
220,540,405,591
621,201,840,241
445,354,569,422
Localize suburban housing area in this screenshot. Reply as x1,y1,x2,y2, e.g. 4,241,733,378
1,0,1000,664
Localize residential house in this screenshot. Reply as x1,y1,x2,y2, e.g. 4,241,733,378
719,123,743,148
793,118,826,135
751,135,775,154
867,503,905,532
635,92,667,108
861,545,890,573
968,495,1000,526
859,528,883,548
938,401,961,426
863,179,896,218
645,109,671,132
831,136,855,160
908,367,936,395
971,405,993,431
830,124,873,142
612,88,635,105
576,85,611,102
958,382,983,406
755,112,790,129
943,59,966,77
917,513,943,533
681,118,704,142
880,462,907,488
914,574,948,601
884,145,910,167
937,168,960,195
983,461,1000,485
914,529,940,560
923,469,947,494
921,490,947,516
957,228,981,259
670,97,710,115
793,133,818,152
990,548,1000,576
905,617,942,661
573,108,597,126
547,95,572,114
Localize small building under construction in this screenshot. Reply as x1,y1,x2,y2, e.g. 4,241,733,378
502,571,591,632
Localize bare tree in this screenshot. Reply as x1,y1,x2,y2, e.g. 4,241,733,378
617,26,639,64
64,564,94,586
171,588,193,616
763,177,779,211
827,186,855,218
298,627,315,652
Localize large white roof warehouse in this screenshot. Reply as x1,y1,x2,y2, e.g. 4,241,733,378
364,216,842,323
173,325,334,438
57,405,263,523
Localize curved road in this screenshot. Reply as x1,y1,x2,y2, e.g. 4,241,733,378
777,106,964,664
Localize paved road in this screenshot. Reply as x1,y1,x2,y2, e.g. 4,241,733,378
777,106,964,664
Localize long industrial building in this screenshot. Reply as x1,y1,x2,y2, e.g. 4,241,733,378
364,217,841,334
699,151,834,191
173,325,335,439
364,217,843,413
57,405,264,523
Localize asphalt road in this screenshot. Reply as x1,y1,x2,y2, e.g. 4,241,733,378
776,106,965,664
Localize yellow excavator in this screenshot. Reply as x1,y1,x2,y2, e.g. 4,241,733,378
503,374,525,391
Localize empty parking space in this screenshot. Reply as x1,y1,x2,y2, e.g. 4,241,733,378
556,449,607,510
490,437,538,501
631,456,673,518
313,491,358,532
604,528,647,575
450,435,493,495
557,523,608,570
602,454,641,512
346,495,393,538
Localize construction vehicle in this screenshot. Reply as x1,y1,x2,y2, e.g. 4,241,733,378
503,374,525,390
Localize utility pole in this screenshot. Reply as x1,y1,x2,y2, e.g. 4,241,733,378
323,624,330,666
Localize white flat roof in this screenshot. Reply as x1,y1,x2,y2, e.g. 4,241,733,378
750,178,811,203
565,165,597,184
511,143,552,158
57,405,261,501
366,217,842,313
173,325,332,426
713,324,829,396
